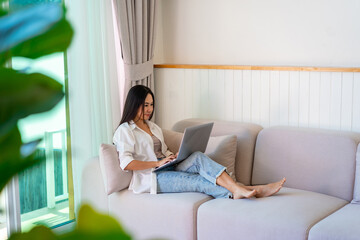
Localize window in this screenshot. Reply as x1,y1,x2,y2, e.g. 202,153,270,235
1,0,75,235
13,53,74,231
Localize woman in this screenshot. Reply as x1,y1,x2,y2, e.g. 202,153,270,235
113,85,285,199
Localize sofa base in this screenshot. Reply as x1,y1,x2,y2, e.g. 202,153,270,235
197,187,348,240
109,190,212,240
309,203,360,240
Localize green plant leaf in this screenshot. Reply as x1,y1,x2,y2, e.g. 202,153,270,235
76,205,130,235
10,17,74,60
0,3,63,52
0,67,64,136
58,205,132,240
7,205,133,240
0,125,21,161
0,126,42,192
9,225,58,240
0,3,73,65
0,0,7,16
0,8,8,17
60,232,132,240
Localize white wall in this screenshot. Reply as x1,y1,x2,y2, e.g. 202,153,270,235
155,0,360,67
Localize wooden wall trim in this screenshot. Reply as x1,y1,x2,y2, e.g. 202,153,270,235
154,64,360,72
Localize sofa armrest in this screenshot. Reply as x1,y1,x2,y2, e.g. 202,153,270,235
81,157,109,213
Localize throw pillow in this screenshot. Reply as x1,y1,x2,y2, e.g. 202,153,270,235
205,135,237,181
99,143,133,195
163,129,237,181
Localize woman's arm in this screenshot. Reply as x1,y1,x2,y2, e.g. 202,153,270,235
124,155,176,171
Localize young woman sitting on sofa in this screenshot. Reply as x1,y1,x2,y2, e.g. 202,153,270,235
113,85,286,199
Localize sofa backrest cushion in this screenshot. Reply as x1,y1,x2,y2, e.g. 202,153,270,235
252,127,360,201
172,119,262,185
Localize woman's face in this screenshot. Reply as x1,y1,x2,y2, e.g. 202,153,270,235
135,93,153,122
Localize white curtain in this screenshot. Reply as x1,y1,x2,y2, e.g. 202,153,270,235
65,0,124,215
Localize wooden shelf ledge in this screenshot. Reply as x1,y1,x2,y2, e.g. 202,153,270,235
154,64,360,72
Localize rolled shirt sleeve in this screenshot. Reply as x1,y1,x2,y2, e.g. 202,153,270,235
113,126,135,171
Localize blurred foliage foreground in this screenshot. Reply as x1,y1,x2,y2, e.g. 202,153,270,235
0,1,131,239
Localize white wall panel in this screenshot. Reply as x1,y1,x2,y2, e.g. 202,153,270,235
251,71,261,125
269,71,280,126
299,72,310,128
308,72,320,128
233,70,242,122
260,71,270,127
199,70,209,119
184,69,193,120
341,73,353,131
192,70,202,119
242,70,252,123
289,71,300,127
208,70,217,119
154,68,360,133
279,71,289,126
154,68,165,127
319,72,331,129
330,72,342,129
224,70,234,121
169,69,184,128
216,71,226,119
353,73,360,132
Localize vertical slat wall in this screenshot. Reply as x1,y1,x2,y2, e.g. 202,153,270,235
154,68,360,132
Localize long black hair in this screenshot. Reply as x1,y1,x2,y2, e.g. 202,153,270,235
119,85,155,125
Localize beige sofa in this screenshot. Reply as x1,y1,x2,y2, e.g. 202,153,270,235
81,118,360,240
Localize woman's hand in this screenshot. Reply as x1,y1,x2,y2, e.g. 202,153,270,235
157,155,176,167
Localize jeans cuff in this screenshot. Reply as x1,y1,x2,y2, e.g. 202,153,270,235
214,167,227,185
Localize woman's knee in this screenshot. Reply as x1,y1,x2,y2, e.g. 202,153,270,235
184,151,204,164
190,151,205,159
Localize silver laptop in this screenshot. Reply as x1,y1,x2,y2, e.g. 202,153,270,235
153,122,214,172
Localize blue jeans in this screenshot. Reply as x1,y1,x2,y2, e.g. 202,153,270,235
156,151,232,199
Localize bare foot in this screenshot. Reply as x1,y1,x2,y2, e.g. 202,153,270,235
233,186,257,199
255,177,286,198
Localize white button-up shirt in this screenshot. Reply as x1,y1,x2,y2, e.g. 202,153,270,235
113,120,173,194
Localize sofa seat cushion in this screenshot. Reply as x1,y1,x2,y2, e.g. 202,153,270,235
108,190,212,240
197,187,347,240
309,203,360,240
